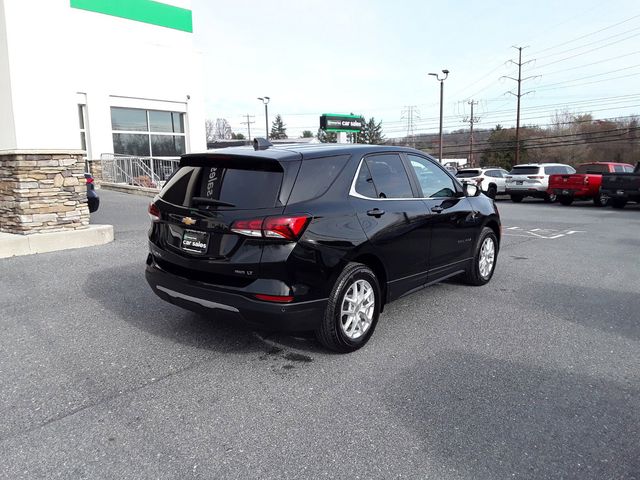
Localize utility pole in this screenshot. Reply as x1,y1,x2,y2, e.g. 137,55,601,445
241,114,255,141
401,105,420,147
503,47,536,165
463,100,480,167
257,97,270,139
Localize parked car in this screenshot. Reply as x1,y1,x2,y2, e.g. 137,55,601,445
85,173,99,213
145,140,501,352
548,162,634,206
506,163,576,202
456,167,510,199
600,161,640,209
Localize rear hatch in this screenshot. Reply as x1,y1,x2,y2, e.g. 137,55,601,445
455,169,482,184
507,166,543,187
150,152,302,284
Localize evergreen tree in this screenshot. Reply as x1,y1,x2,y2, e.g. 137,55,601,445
231,132,245,140
317,128,337,143
270,114,288,139
357,117,385,144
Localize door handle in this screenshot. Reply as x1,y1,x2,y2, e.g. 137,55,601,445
431,206,444,213
366,208,385,217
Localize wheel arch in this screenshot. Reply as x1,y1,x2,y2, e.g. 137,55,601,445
351,253,389,311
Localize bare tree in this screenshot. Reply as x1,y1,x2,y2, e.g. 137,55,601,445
205,119,216,142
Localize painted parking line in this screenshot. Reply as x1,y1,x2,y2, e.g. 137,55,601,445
502,226,585,240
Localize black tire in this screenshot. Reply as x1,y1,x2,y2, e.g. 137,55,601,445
463,227,498,286
510,195,523,203
316,262,381,353
543,193,557,203
611,198,627,209
487,185,497,199
593,193,607,207
558,195,573,206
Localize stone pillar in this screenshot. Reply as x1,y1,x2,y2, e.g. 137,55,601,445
88,159,103,185
0,151,90,235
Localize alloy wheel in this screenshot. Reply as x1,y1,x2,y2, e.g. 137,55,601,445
340,279,375,340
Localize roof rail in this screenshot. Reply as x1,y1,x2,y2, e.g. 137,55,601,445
253,137,273,151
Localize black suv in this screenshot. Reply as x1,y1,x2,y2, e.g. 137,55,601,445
146,140,500,352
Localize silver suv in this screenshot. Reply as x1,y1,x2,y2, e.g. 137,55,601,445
506,163,575,203
456,167,509,199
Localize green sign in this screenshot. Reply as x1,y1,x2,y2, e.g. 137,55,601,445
70,0,193,33
320,113,364,133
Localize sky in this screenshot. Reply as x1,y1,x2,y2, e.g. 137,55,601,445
192,0,640,139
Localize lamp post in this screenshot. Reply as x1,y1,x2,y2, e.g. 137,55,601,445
428,69,449,163
257,96,270,139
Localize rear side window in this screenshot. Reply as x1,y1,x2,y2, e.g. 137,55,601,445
364,154,413,198
577,164,608,174
510,166,540,175
456,170,480,178
545,165,575,174
288,155,350,204
160,164,283,209
614,164,633,173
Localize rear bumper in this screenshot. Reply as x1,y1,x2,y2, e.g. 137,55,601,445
550,187,594,198
145,258,326,332
600,188,640,200
505,187,547,197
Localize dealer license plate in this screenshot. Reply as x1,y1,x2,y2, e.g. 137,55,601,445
181,229,209,254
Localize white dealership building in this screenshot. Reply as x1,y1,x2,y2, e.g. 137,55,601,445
0,0,206,242
0,0,206,158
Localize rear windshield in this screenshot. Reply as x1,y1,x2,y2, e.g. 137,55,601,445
510,166,540,175
576,164,608,174
160,165,283,209
456,170,480,178
545,165,575,175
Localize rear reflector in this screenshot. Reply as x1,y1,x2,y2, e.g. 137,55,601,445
148,203,161,222
231,215,310,241
254,294,294,303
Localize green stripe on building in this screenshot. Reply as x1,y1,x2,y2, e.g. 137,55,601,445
70,0,192,33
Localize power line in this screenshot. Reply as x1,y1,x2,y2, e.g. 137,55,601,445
401,106,420,147
240,114,255,140
463,100,480,166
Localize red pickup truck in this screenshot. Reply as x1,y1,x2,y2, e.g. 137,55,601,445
548,162,635,206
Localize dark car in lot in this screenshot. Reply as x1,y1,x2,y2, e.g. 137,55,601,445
145,140,501,352
600,161,640,209
85,173,100,213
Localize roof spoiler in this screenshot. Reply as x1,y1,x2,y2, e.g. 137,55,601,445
253,137,273,151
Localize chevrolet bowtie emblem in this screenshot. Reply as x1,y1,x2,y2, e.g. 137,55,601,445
182,217,196,226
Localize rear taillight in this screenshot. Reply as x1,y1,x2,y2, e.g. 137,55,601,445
148,203,161,222
229,218,263,237
85,176,94,184
583,177,590,185
231,215,310,241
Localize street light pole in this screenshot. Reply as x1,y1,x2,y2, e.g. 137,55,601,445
257,96,270,139
428,69,449,163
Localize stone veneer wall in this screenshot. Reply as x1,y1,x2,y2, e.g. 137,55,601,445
0,152,90,235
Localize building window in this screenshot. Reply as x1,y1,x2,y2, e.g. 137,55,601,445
111,107,186,157
78,104,87,151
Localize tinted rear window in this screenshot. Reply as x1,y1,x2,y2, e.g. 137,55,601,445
288,155,350,204
577,164,608,174
160,165,283,209
456,170,481,178
510,166,540,175
545,166,575,175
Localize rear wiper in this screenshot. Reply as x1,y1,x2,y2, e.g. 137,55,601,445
191,197,236,208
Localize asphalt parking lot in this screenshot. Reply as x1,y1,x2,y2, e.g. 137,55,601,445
1,189,639,480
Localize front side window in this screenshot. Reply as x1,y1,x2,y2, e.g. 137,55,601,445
364,154,413,199
407,155,456,198
111,107,186,157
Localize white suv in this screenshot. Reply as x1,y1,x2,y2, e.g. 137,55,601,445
506,163,575,203
455,167,509,199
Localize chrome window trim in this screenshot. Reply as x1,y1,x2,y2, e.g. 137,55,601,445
349,156,461,201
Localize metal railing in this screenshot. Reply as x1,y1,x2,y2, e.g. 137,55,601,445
99,154,180,188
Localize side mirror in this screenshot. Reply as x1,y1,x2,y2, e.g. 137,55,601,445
462,182,480,197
